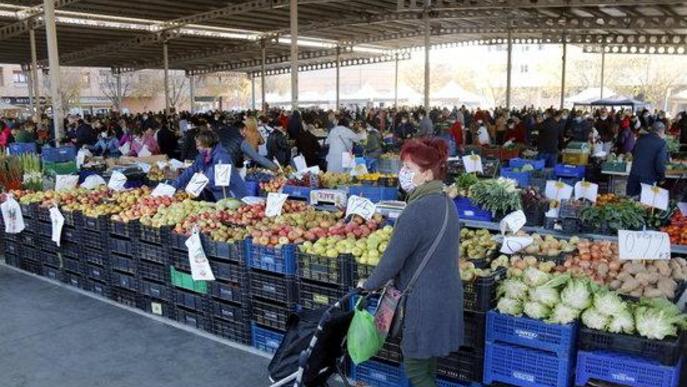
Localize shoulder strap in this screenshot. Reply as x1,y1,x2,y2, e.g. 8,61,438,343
403,196,451,295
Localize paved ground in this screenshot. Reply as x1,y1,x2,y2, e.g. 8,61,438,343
0,264,272,387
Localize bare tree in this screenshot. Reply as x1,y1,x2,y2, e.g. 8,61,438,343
99,70,134,112
168,72,188,110
42,68,83,113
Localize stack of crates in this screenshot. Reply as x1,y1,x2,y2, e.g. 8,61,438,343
553,164,586,187
247,239,297,354
483,311,577,387
130,221,172,318
15,204,41,275
75,214,109,296
297,250,350,312
168,229,209,330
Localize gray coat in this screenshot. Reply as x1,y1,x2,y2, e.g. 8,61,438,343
364,193,463,359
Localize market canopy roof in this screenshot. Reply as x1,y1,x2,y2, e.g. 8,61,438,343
1,1,687,75
574,96,649,110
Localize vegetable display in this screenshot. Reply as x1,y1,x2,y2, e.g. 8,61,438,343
580,199,646,233
460,228,497,260
662,211,687,246
468,178,522,216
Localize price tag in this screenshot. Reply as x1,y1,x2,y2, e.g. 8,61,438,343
80,174,106,190
1,195,25,234
462,154,483,174
346,195,376,220
500,210,527,235
310,189,348,207
640,184,669,211
151,183,176,197
55,175,79,191
50,206,64,247
265,192,288,217
150,302,163,316
500,236,534,254
293,155,307,171
214,163,231,187
241,196,266,205
169,159,185,170
76,148,89,169
574,181,598,203
118,142,130,156
138,145,152,157
185,173,209,197
545,180,573,201
342,152,355,169
618,230,671,260
108,171,128,191
185,230,215,281
136,162,151,173
545,206,560,219
156,160,168,170
678,202,687,217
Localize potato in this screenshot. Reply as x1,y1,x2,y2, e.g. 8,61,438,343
643,287,664,298
620,278,641,293
609,280,622,290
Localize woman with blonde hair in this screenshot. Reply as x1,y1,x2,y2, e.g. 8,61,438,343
243,117,264,151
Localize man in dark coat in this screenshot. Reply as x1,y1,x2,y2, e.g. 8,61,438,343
537,110,563,168
180,125,199,161
157,122,178,159
267,125,291,167
626,121,668,196
216,121,245,168
75,119,97,148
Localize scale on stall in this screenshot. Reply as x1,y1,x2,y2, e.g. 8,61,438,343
375,200,406,221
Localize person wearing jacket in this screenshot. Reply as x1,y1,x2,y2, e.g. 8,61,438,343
74,119,96,148
156,122,178,159
267,125,291,168
0,122,13,148
172,130,248,201
394,113,416,140
295,126,323,168
93,129,121,157
362,138,463,387
129,127,159,156
627,122,668,197
236,121,278,171
537,111,563,167
364,121,384,159
325,117,365,172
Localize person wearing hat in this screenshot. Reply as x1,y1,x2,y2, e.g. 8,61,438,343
626,121,668,197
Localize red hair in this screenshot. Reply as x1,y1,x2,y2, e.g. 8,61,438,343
400,138,449,180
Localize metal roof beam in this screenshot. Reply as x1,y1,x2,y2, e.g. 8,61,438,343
583,44,687,55
397,0,687,11
0,0,81,41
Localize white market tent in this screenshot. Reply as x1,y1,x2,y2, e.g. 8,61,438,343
433,81,483,106
567,87,618,105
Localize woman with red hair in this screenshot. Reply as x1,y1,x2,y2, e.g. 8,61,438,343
362,138,463,387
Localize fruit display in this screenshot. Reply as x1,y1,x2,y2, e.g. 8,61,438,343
319,171,353,188
663,211,687,245
350,226,393,266
285,172,321,188
460,228,498,260
111,192,188,223
260,176,286,193
140,199,214,228
522,233,578,257
146,165,166,181
596,193,621,206
245,168,276,183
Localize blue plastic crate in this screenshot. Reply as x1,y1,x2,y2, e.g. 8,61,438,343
510,158,546,170
484,341,574,387
41,145,76,162
436,378,479,387
348,185,398,203
554,164,585,178
350,359,410,387
245,180,259,197
453,196,493,222
485,311,576,355
282,185,312,200
8,142,37,155
558,176,581,187
247,240,296,274
251,323,284,354
500,167,531,187
362,157,378,172
576,350,683,387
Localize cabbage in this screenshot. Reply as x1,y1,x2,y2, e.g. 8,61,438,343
635,306,680,340
529,285,560,307
498,279,529,300
523,301,551,320
608,310,635,334
560,279,592,310
548,304,581,325
521,164,535,172
496,298,523,316
522,267,550,287
592,291,628,317
581,308,609,330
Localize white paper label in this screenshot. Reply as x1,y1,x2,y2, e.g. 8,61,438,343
118,142,130,156
55,175,79,191
293,155,307,171
185,231,215,281
342,152,355,169
151,183,176,197
81,174,106,190
241,196,266,205
76,149,89,169
545,180,573,201
618,230,671,260
346,195,376,220
156,160,168,170
545,206,560,219
185,173,209,197
500,236,534,254
640,184,669,211
151,302,163,315
136,162,151,173
1,196,25,234
108,171,128,191
170,159,185,170
265,192,288,217
500,210,527,235
462,154,484,174
138,145,152,157
214,163,231,187
310,189,348,207
574,181,599,203
678,202,687,217
50,207,65,247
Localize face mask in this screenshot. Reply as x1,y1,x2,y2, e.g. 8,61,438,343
401,119,407,124
508,125,515,129
575,117,583,123
398,166,416,192
100,132,107,139
143,115,148,120
600,115,608,120
561,115,568,120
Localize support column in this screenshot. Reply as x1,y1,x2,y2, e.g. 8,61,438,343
423,12,431,110
260,40,266,112
600,45,606,99
163,41,170,116
394,53,399,108
506,26,513,110
560,35,567,110
335,46,341,111
29,28,40,117
189,74,195,113
24,64,35,115
115,70,122,112
290,0,298,110
44,0,64,143
251,75,256,110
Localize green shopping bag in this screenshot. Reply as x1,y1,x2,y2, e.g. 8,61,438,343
347,298,385,365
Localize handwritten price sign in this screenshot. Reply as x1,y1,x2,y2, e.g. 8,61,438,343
185,173,209,197
500,236,534,254
346,195,376,220
640,184,669,211
618,230,671,260
462,154,483,174
500,210,527,235
214,163,231,187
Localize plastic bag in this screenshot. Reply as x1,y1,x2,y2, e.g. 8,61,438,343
347,299,384,365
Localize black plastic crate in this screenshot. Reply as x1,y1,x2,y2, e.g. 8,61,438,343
251,299,292,331
463,267,506,312
169,231,188,251
202,235,244,263
4,240,20,256
110,237,135,257
137,260,169,283
83,262,109,282
298,280,347,311
20,202,35,219
437,347,484,384
42,264,63,281
209,260,245,283
351,262,376,285
35,205,51,223
37,221,52,237
139,278,172,301
174,288,208,312
63,255,81,274
110,286,139,308
109,219,139,239
211,317,251,344
81,214,108,232
578,327,686,366
170,248,190,271
373,336,403,364
21,246,40,262
297,252,352,286
206,298,248,324
60,241,81,258
62,270,83,288
81,247,109,266
63,210,81,228
139,241,168,264
139,224,170,245
4,254,21,267
138,296,175,319
19,257,41,274
62,226,80,244
174,305,209,330
111,254,136,275
110,270,138,292
249,270,298,306
209,279,246,305
81,229,107,251
82,278,111,298
464,310,486,350
561,218,581,234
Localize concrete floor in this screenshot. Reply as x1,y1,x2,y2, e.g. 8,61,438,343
0,264,272,387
